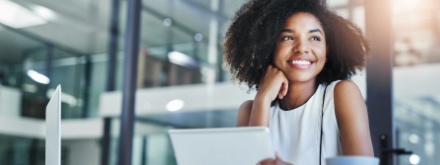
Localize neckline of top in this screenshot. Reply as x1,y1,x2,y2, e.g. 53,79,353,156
276,84,322,111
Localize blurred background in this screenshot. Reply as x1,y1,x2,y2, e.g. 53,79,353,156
0,0,438,164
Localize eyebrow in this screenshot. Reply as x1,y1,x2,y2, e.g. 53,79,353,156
309,29,323,34
280,29,323,34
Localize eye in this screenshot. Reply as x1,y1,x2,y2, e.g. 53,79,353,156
281,36,294,41
310,36,321,41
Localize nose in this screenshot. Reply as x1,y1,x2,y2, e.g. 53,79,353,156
293,39,310,54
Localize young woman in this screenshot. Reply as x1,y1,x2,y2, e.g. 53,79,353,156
224,0,374,164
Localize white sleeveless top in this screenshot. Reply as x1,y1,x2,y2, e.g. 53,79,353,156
269,81,341,165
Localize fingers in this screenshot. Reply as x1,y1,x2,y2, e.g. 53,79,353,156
282,78,288,97
278,73,288,99
278,88,286,99
275,152,282,160
278,87,284,99
260,65,276,86
257,158,275,165
257,153,285,165
258,155,292,165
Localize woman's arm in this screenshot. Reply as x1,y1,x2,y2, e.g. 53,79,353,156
236,100,253,126
334,80,374,156
236,97,273,127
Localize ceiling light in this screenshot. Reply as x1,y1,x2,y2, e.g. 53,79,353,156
166,99,184,112
168,51,200,67
0,1,47,28
163,18,172,27
32,5,56,20
27,69,50,84
409,154,420,165
409,134,419,144
194,33,203,42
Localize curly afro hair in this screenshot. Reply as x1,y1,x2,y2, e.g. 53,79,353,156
224,0,369,90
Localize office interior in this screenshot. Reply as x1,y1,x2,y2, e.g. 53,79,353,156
0,0,439,164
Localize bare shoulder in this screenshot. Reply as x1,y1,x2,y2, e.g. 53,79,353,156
333,80,364,114
334,80,360,95
239,100,254,111
236,100,254,127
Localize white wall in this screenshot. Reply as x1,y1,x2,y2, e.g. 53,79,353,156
0,86,21,117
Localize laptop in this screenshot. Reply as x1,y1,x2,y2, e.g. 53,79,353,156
169,126,274,165
46,85,61,165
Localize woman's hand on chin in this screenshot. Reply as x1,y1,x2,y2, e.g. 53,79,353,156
256,65,289,103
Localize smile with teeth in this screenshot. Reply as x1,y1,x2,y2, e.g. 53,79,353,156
290,60,312,65
288,60,313,69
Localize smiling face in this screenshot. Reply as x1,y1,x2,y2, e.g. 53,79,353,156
273,12,327,84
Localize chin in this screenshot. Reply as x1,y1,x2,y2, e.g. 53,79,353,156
287,76,315,83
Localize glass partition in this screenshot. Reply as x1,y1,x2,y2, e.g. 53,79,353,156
107,117,177,165
392,0,440,164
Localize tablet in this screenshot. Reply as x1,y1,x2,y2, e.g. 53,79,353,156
169,126,274,165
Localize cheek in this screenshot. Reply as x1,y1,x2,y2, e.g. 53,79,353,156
318,53,327,67
312,46,327,68
313,44,327,59
273,44,288,61
273,54,284,68
318,54,327,71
